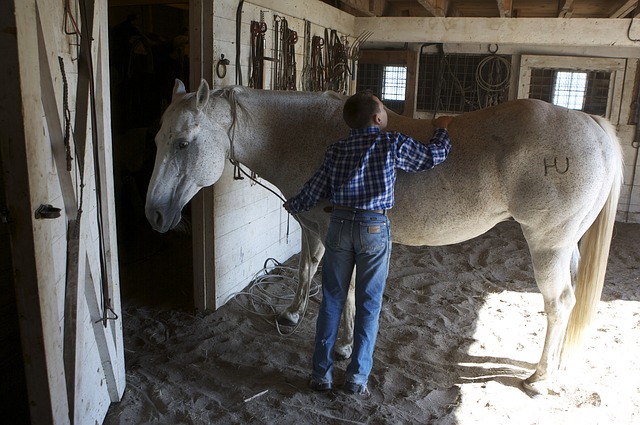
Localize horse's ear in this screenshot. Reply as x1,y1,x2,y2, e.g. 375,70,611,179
196,79,210,111
172,79,186,103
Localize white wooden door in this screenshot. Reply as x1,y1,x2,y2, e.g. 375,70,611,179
1,0,125,423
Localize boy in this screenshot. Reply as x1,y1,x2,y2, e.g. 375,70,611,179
284,91,452,396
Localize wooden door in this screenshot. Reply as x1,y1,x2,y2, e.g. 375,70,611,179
0,0,125,423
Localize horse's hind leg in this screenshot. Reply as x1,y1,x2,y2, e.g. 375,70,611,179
278,228,325,327
335,270,356,360
277,226,355,358
523,245,577,396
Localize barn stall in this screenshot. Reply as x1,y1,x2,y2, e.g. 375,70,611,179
1,0,640,424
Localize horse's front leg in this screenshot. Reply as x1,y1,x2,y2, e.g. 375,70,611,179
277,228,324,327
335,270,356,360
523,247,576,397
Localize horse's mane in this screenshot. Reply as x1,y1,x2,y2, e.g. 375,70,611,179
213,86,250,130
210,86,251,161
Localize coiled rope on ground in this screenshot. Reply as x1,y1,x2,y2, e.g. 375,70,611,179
227,257,322,335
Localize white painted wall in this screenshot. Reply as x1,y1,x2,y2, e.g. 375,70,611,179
209,0,355,308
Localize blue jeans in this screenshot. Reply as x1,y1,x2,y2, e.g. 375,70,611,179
312,208,391,386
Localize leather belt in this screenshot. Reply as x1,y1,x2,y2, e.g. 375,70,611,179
326,205,385,215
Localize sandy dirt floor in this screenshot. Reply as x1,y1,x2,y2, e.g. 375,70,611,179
104,220,640,424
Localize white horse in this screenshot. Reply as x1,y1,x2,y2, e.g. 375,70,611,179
145,79,623,396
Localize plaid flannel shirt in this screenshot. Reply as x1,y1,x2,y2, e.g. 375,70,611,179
287,127,451,213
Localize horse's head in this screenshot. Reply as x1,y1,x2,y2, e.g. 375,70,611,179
145,79,230,232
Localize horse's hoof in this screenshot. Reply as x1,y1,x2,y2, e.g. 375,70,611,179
334,344,352,361
521,379,548,399
277,311,300,327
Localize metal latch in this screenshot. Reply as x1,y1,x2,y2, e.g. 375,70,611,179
0,207,10,224
35,204,61,219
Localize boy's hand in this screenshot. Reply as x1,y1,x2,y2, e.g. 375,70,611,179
433,116,454,129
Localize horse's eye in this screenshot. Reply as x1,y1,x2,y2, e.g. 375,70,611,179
178,140,189,150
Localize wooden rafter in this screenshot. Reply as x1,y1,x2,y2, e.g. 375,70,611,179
354,16,640,47
109,0,187,6
417,0,448,17
609,0,638,18
558,0,575,17
339,0,386,17
496,0,512,17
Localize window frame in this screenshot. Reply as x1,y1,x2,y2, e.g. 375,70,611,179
517,55,626,122
381,65,408,102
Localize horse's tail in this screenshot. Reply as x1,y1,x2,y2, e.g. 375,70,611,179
561,115,624,365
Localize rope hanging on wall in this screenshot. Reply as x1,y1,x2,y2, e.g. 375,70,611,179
432,45,512,115
475,47,511,109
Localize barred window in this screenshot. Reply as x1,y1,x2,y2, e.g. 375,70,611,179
356,63,405,114
528,68,610,116
382,66,407,101
553,71,587,109
417,53,512,114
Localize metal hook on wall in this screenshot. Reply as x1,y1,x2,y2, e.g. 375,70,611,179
217,54,230,79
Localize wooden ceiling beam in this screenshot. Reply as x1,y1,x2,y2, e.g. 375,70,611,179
496,0,513,18
558,0,575,18
417,0,449,17
339,0,387,17
109,0,188,6
355,16,640,48
609,0,638,18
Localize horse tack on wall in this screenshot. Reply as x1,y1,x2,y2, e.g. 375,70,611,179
145,79,622,397
248,11,301,90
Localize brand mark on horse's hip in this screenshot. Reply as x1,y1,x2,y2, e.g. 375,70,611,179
543,157,570,176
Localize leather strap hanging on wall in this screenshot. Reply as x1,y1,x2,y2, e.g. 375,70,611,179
249,12,267,89
273,16,298,90
77,0,115,327
235,0,244,85
309,35,325,92
301,23,350,94
325,29,348,94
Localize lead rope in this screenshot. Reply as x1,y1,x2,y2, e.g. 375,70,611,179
225,89,291,242
229,157,313,336
225,90,313,334
275,229,313,336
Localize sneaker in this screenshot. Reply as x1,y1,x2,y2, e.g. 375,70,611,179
309,378,333,392
343,381,370,396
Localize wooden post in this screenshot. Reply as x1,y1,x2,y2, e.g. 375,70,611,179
190,0,217,311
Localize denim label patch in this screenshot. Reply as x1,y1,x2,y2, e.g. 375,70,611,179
368,225,381,234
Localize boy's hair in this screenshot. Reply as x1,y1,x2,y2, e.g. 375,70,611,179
343,90,380,129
